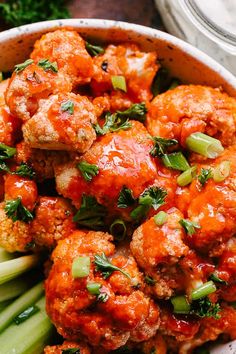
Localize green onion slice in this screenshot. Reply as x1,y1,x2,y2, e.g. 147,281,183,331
109,219,127,241
153,211,168,226
191,281,217,301
14,305,39,325
86,282,101,295
111,75,127,92
177,166,197,186
72,256,90,278
162,152,190,171
213,161,230,182
186,132,224,158
171,295,190,314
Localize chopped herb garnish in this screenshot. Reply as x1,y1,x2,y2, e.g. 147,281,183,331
150,137,178,157
0,161,10,173
85,41,105,56
14,305,39,325
61,100,74,115
4,198,34,223
111,75,127,92
14,163,35,179
144,275,156,286
162,152,190,171
62,349,81,354
116,103,147,123
109,219,127,241
190,297,221,319
93,111,132,135
117,186,136,208
87,282,109,303
73,194,106,230
198,168,213,186
14,59,33,73
209,273,228,285
179,219,200,236
77,161,99,182
97,291,109,303
0,143,16,160
38,59,58,73
94,253,131,280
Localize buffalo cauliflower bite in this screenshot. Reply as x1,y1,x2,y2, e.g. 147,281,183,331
5,63,71,121
30,29,94,87
45,230,160,350
44,341,91,354
0,202,33,252
22,93,97,152
31,197,76,248
146,85,236,147
91,43,158,109
176,146,236,251
15,141,70,181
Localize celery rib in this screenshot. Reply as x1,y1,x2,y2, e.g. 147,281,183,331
0,275,31,302
0,247,15,262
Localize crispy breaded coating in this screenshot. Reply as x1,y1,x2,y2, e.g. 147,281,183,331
44,341,91,354
22,93,97,152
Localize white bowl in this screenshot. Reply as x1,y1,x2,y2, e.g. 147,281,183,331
0,19,235,354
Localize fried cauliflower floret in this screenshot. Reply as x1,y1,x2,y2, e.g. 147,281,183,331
176,146,236,251
15,141,69,181
0,202,33,252
55,121,176,219
31,197,76,248
141,333,167,354
44,341,91,354
31,29,94,87
22,93,97,152
146,85,236,147
91,43,158,108
5,63,72,121
45,230,160,350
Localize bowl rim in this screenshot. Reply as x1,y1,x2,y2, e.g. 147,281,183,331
0,18,235,88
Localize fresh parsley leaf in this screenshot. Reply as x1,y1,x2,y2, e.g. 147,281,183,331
94,253,131,280
77,161,99,182
116,103,147,123
144,275,156,286
209,273,228,285
179,219,200,236
38,59,58,73
61,100,74,115
131,187,167,222
93,112,132,136
14,163,35,179
73,195,106,230
14,305,39,325
14,59,34,73
198,168,213,186
0,161,11,173
62,349,81,354
0,143,16,160
4,198,34,223
117,186,136,208
0,0,70,27
85,42,105,56
190,297,221,319
97,291,109,303
150,137,178,157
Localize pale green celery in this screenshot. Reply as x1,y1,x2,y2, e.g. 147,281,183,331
0,281,43,333
0,247,16,262
0,275,31,302
0,300,12,312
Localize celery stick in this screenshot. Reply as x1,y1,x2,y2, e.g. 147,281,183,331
0,282,43,333
0,296,54,354
0,247,15,262
0,300,12,312
0,254,39,285
0,275,31,302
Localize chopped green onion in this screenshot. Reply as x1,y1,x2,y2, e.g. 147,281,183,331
186,132,224,158
109,219,127,241
213,161,230,182
0,254,39,285
38,58,58,73
171,295,190,314
72,256,90,278
61,100,74,115
0,282,43,333
111,75,127,92
191,281,217,301
179,219,200,236
153,211,168,226
209,273,227,285
162,152,190,171
144,275,156,286
86,282,101,295
198,168,213,186
177,166,197,186
14,305,39,325
85,42,104,56
14,59,34,73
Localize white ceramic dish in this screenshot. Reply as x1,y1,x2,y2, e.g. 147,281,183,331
0,19,235,354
